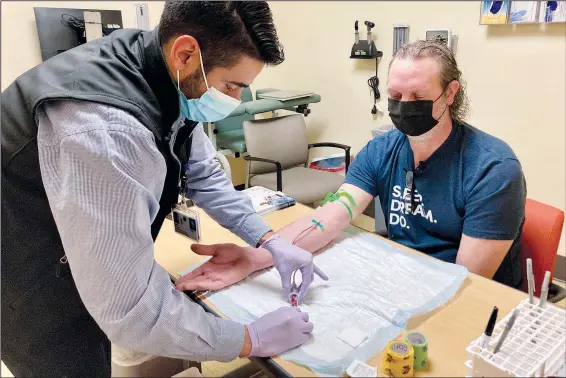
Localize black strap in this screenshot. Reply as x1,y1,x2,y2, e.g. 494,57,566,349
150,120,197,240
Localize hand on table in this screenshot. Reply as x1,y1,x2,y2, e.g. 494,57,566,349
174,235,330,301
175,243,255,291
175,244,314,358
261,235,329,301
245,306,313,357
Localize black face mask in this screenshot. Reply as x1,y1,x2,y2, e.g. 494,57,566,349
388,92,447,137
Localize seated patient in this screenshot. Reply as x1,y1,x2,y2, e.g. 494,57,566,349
176,40,526,292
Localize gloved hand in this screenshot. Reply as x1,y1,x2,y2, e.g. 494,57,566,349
261,235,329,300
246,307,313,357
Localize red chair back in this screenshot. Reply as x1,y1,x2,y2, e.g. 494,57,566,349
520,198,564,293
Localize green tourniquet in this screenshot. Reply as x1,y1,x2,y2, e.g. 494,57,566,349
322,190,357,220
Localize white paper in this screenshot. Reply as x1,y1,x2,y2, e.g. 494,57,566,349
206,227,468,374
337,328,368,348
346,359,377,377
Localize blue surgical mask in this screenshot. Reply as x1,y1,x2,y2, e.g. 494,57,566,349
177,50,241,123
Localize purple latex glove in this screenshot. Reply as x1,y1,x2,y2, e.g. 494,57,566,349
246,307,313,357
261,235,329,301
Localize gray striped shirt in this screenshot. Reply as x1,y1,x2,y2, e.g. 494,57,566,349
36,99,271,361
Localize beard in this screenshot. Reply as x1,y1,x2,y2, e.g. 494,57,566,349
179,69,205,99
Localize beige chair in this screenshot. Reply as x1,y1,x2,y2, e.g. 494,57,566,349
243,114,349,205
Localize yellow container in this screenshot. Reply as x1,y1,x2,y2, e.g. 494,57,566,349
379,340,414,377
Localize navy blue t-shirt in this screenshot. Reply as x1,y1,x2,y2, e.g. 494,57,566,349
345,122,526,287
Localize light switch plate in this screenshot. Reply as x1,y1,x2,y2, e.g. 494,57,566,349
135,3,149,30
425,28,458,54
425,28,452,47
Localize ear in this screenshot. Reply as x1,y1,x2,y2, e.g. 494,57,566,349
445,80,460,106
168,35,201,77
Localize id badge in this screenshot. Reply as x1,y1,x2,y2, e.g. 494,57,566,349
172,203,201,242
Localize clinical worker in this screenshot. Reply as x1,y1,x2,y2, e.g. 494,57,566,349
1,1,326,376
176,40,527,293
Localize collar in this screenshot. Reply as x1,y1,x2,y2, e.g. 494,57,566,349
141,27,182,136
405,120,462,171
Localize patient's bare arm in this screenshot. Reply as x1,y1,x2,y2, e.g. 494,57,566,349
245,184,372,270
175,184,373,291
250,201,353,270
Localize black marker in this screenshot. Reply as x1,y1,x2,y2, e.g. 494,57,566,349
480,306,499,349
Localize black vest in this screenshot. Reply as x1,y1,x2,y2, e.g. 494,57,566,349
1,28,196,306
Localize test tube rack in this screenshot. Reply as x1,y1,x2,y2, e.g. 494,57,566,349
465,299,566,377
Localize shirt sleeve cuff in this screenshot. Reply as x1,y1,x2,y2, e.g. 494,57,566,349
213,319,246,361
240,214,272,247
344,177,378,198
462,228,517,241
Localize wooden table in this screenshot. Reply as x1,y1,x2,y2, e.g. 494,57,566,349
155,204,526,377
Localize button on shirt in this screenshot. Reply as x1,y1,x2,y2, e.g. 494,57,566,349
36,99,271,361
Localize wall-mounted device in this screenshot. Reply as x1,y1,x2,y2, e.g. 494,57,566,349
350,20,383,115
425,28,458,54
393,24,409,54
135,3,149,30
83,11,103,42
350,20,383,59
425,28,452,46
34,7,123,61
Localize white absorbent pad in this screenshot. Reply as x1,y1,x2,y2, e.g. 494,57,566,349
206,227,468,376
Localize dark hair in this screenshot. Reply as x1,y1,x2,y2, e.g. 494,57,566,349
159,1,285,70
391,40,470,123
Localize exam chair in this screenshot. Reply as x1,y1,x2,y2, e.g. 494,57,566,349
520,198,566,303
204,87,321,182
243,114,349,205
